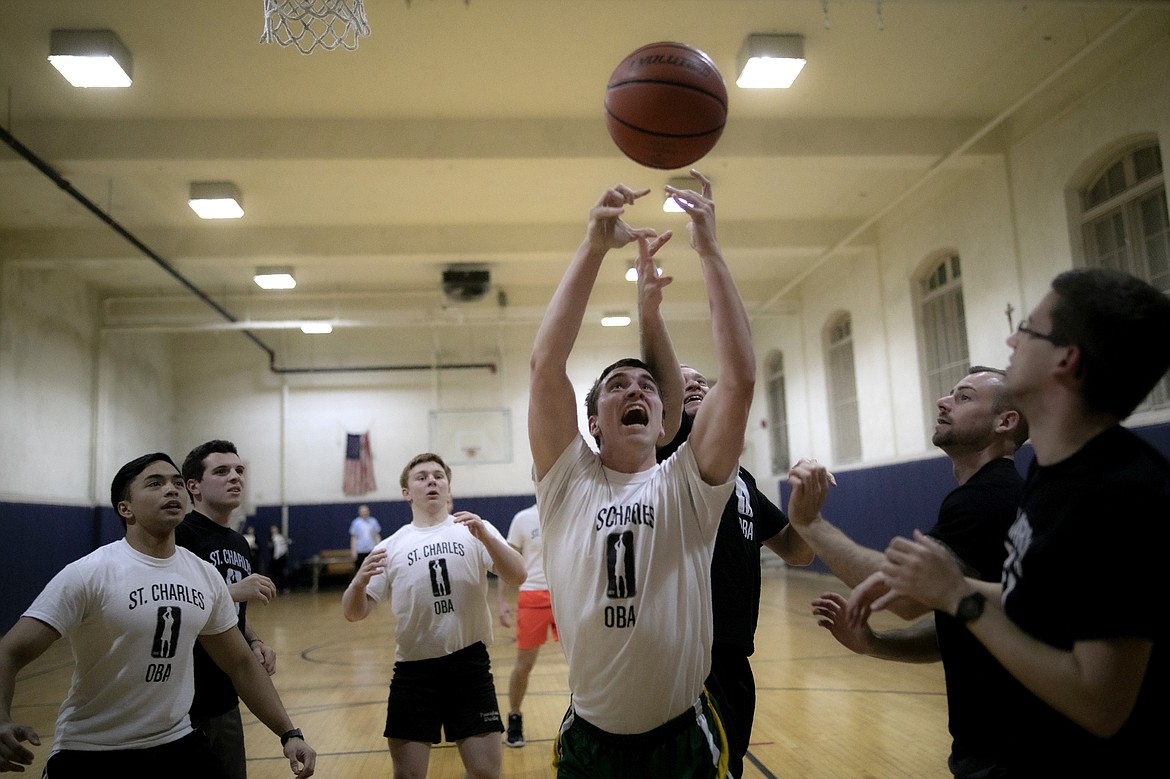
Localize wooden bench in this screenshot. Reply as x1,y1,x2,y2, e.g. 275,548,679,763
309,549,354,591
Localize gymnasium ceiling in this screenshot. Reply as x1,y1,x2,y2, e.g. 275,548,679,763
1,1,1169,361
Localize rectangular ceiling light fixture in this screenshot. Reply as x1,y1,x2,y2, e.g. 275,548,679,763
48,29,133,88
188,182,244,219
736,34,806,89
300,322,333,334
600,312,632,328
253,266,296,290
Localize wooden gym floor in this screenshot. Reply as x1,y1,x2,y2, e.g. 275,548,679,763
10,567,951,777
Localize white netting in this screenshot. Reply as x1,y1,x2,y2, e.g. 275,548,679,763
260,0,370,54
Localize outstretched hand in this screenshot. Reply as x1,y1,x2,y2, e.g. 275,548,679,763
876,529,967,613
812,591,876,656
0,723,41,773
665,169,718,256
636,231,674,313
786,457,836,527
586,184,657,252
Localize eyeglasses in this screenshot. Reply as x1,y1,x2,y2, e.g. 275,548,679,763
1015,321,1064,345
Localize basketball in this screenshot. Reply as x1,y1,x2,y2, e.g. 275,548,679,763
604,41,728,170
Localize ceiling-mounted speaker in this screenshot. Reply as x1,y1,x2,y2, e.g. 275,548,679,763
442,265,491,302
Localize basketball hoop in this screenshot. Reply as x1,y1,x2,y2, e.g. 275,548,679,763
462,446,480,461
260,0,370,54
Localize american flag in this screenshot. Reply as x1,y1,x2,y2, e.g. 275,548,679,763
343,432,377,495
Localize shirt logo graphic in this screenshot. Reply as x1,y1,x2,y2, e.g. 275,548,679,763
152,606,181,658
429,558,451,597
606,531,636,599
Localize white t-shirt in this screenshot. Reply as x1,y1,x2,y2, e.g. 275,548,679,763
24,539,238,752
506,504,547,592
364,516,503,662
537,436,733,734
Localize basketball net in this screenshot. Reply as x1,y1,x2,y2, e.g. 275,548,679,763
260,0,370,54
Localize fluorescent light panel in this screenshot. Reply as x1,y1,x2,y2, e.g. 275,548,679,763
601,313,631,327
254,266,296,290
48,29,133,88
736,34,806,89
300,322,333,334
189,182,244,219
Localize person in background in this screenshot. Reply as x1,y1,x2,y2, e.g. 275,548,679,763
342,453,526,779
268,525,289,594
349,504,382,573
496,501,556,749
177,439,279,779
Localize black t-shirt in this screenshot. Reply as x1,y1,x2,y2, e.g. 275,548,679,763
927,457,1030,767
175,510,251,717
1001,426,1166,775
658,413,787,653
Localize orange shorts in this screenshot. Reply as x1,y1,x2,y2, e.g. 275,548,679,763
516,589,558,650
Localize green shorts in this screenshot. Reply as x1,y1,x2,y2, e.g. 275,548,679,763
553,689,730,778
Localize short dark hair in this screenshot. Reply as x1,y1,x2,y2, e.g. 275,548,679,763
111,452,179,512
1049,268,1170,419
968,365,1029,448
584,358,655,418
400,453,452,489
182,439,238,483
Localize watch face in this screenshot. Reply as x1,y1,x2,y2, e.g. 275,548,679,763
958,593,985,622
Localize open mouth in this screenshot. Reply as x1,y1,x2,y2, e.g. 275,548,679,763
684,393,704,405
621,406,649,426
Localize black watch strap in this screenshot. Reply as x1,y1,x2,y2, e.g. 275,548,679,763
280,728,303,747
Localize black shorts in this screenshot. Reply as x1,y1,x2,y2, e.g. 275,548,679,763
384,641,504,744
45,730,229,779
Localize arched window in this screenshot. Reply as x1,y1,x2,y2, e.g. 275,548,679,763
826,313,861,463
765,351,790,474
918,252,968,433
1080,142,1168,410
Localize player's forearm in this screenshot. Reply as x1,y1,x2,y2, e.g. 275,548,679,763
341,582,374,622
763,526,815,567
639,308,682,441
700,251,754,392
230,659,296,736
484,538,527,587
531,240,605,372
866,619,942,664
796,517,886,589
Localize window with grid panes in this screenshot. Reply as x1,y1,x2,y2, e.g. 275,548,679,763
919,253,969,438
1080,142,1169,410
765,351,791,474
826,314,862,463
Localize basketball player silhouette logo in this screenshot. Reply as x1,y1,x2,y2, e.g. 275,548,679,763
152,606,180,658
606,531,635,598
429,558,451,597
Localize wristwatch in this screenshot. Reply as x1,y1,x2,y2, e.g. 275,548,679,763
954,592,987,625
280,728,304,747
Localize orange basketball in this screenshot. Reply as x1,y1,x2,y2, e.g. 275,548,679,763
604,41,728,170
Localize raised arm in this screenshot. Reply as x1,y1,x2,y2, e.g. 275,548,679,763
673,170,755,485
812,592,941,663
636,231,682,444
529,184,657,479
